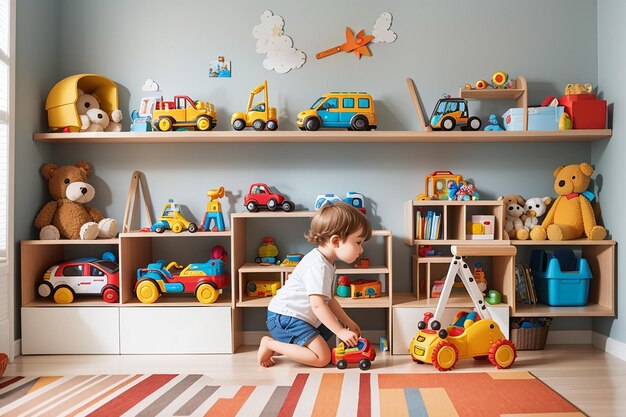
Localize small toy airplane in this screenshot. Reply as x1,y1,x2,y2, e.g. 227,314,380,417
316,27,373,60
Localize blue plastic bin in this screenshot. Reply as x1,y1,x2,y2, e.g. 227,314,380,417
530,249,592,306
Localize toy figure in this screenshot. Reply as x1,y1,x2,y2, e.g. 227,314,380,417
202,187,225,232
484,114,504,131
256,237,280,265
336,275,351,297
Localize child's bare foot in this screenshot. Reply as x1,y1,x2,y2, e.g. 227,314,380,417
258,336,276,368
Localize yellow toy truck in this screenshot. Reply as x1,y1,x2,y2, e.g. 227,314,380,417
152,96,217,131
409,247,517,371
231,80,278,131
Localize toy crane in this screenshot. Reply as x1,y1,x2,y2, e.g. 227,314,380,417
201,187,225,232
410,245,517,371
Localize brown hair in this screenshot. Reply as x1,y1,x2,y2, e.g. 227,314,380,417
305,202,372,245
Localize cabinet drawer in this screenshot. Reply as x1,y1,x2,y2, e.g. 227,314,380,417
21,307,120,354
120,307,232,354
392,305,509,355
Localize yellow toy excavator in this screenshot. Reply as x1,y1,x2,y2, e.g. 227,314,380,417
231,80,278,131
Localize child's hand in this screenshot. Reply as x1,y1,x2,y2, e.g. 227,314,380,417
337,329,358,347
346,319,361,337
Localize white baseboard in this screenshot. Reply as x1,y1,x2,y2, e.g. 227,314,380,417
13,339,20,358
592,331,626,361
546,330,592,345
243,330,386,346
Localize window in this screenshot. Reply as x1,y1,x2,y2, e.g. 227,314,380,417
358,98,370,108
62,265,84,277
343,98,354,108
90,266,104,277
0,0,10,260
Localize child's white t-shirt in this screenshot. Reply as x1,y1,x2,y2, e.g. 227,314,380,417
268,248,335,327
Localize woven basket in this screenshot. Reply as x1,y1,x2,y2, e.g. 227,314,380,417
510,326,549,350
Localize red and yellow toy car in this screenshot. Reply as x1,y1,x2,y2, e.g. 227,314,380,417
331,337,376,370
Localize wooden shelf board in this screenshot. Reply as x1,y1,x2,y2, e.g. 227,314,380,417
23,298,119,307
334,295,390,308
33,129,612,144
512,239,616,246
120,230,231,238
232,211,315,219
407,200,503,207
239,263,293,273
513,303,614,317
237,296,273,308
413,239,510,245
414,256,453,264
460,89,526,100
122,294,232,307
21,239,119,246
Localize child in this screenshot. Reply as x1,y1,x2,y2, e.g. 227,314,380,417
258,202,372,368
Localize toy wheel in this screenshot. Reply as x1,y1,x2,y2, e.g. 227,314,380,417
102,286,119,303
350,115,369,131
156,117,174,131
267,199,278,211
233,119,246,131
196,116,212,131
432,341,459,371
336,359,347,370
172,223,183,233
252,119,266,131
37,281,53,298
246,201,259,212
305,117,320,131
441,117,456,131
492,71,508,87
359,359,371,371
489,339,517,369
154,226,165,233
188,223,198,233
266,120,278,131
281,201,295,212
136,280,160,304
53,286,74,304
467,116,482,131
196,283,219,304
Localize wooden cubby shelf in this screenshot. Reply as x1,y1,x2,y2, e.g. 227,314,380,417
33,129,611,144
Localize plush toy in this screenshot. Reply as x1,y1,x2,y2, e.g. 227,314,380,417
33,162,118,240
517,196,552,240
530,163,607,241
498,194,525,240
564,83,593,95
76,89,122,132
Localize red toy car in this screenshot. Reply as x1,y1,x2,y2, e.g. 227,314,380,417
244,183,295,212
38,252,119,304
331,337,376,370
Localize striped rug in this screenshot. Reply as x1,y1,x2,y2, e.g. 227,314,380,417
0,371,584,417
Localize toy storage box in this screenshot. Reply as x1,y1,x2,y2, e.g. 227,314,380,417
502,106,564,131
530,249,592,306
510,326,549,350
558,94,607,129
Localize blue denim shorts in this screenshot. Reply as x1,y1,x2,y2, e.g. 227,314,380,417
267,312,333,347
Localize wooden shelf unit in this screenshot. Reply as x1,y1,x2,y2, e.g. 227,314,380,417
460,75,529,130
32,129,611,144
231,212,393,349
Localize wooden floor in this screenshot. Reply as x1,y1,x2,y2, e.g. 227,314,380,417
5,344,626,417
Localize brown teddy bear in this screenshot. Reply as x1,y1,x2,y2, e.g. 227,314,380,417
498,194,526,240
33,162,118,240
530,162,606,241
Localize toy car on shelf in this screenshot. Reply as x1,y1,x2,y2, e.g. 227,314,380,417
331,337,376,370
244,183,294,212
135,247,229,304
151,199,198,233
37,252,119,304
429,97,481,131
152,95,217,131
296,92,377,131
314,191,366,214
417,170,465,200
231,80,278,131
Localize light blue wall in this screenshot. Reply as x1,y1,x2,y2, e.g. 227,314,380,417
593,0,626,344
15,0,604,333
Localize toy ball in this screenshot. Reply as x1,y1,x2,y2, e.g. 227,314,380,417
102,251,117,262
475,79,488,90
492,71,509,87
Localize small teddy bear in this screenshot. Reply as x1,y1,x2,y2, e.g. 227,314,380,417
498,194,526,240
517,196,552,240
34,161,118,240
76,89,122,132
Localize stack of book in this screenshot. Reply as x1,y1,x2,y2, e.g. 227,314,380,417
415,209,442,240
515,263,537,304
